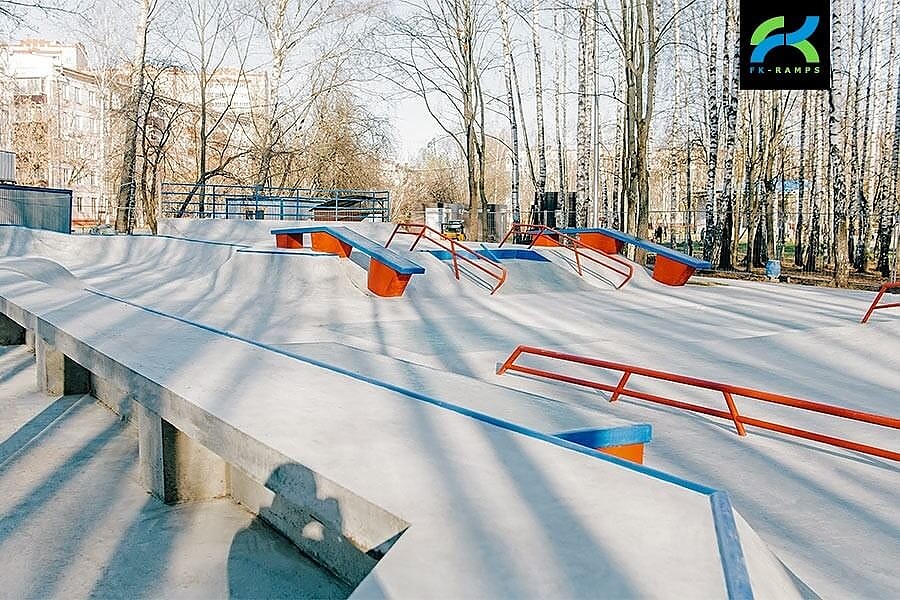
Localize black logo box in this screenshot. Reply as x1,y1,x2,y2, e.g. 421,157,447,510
739,0,831,90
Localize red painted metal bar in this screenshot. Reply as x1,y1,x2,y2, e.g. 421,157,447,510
498,224,634,289
861,282,900,323
496,345,900,461
386,223,508,294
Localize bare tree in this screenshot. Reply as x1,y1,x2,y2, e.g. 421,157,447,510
115,0,157,233
530,0,547,206
830,0,850,287
497,0,521,223
381,0,492,238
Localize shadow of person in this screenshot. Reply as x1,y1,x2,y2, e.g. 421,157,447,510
227,463,353,599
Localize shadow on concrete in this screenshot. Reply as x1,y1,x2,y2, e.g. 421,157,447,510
228,465,354,599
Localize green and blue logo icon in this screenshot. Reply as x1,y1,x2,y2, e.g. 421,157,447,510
750,16,820,64
740,1,831,90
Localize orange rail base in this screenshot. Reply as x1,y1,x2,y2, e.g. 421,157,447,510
276,233,304,249
497,345,900,462
368,259,413,297
572,230,699,286
577,232,624,254
861,282,900,323
599,443,644,464
499,224,634,289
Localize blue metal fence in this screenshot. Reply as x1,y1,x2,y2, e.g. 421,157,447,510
160,183,390,222
0,183,72,233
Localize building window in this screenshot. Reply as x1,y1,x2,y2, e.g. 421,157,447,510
76,197,83,212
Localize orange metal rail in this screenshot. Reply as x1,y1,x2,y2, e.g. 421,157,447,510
497,345,900,461
385,223,508,294
498,224,634,289
861,282,900,323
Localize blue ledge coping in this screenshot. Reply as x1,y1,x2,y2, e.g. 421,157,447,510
271,226,425,274
554,424,652,448
560,227,712,269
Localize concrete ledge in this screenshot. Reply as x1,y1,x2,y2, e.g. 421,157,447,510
0,272,810,598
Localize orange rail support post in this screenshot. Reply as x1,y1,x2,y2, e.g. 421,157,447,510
496,345,900,461
861,282,900,323
385,223,508,294
498,223,634,289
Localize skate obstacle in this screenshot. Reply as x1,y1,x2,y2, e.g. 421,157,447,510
0,257,813,598
272,225,425,297
562,227,711,286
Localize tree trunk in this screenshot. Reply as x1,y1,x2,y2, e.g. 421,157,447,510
532,0,547,204
703,36,719,262
114,0,150,233
718,0,738,269
497,0,521,224
574,0,592,226
831,0,850,287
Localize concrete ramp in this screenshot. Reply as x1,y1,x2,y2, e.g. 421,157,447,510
0,267,815,598
159,218,398,246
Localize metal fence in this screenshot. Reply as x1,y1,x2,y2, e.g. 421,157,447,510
160,183,390,222
0,183,72,233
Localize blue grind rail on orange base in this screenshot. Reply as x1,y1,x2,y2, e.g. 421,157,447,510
271,226,425,275
79,286,753,600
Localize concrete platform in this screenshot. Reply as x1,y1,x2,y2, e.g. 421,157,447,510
3,222,897,597
0,346,349,599
0,263,806,598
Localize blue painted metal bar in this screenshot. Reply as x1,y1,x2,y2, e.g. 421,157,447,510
710,491,754,600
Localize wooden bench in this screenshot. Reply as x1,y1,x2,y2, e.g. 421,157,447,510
562,227,712,286
271,226,425,297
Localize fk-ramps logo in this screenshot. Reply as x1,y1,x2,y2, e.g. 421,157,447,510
740,0,831,90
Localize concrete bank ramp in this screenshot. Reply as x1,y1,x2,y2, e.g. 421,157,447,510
0,269,814,599
0,226,237,291
159,218,397,246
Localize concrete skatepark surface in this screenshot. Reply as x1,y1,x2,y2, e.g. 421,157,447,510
0,345,350,599
0,220,898,598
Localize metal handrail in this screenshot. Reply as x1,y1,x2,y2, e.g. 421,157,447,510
861,282,900,323
497,345,900,461
385,223,508,294
497,224,634,289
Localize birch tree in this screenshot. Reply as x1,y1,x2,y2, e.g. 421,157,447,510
114,0,156,232
702,33,719,262
382,0,491,238
496,0,520,223
830,0,850,287
717,0,739,269
574,0,592,225
531,0,547,203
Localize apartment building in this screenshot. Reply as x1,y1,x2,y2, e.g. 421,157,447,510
3,39,108,224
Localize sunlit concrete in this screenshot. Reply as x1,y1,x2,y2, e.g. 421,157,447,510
0,345,350,599
1,221,897,597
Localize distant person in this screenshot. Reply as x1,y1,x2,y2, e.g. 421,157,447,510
654,225,663,243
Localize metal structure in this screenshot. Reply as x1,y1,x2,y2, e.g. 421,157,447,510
160,183,390,222
498,223,634,289
0,183,72,233
386,223,508,294
861,282,900,324
0,151,15,184
497,345,900,461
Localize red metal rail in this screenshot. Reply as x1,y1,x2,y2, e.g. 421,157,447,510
385,223,508,294
497,345,900,461
498,224,634,289
861,282,900,324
